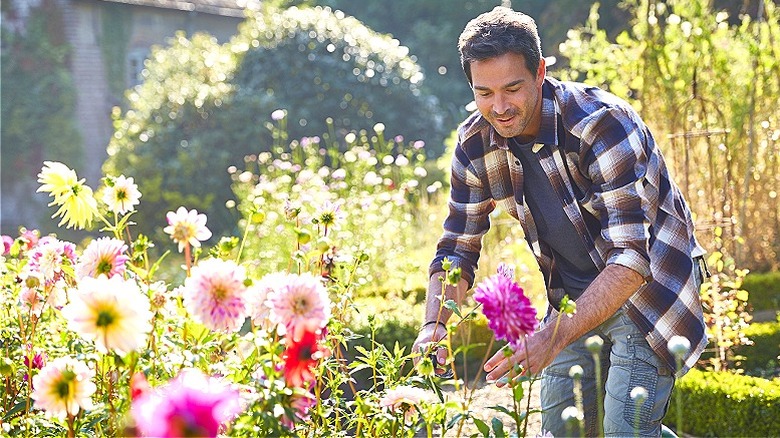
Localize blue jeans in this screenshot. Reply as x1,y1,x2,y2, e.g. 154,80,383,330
540,306,675,437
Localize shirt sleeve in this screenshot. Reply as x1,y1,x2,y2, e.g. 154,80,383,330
428,138,496,288
581,107,652,281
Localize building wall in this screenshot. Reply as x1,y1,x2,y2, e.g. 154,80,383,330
1,0,245,234
67,1,245,184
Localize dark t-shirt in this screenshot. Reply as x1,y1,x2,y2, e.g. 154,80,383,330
509,138,599,301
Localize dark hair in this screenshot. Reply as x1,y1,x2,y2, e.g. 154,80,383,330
458,6,542,84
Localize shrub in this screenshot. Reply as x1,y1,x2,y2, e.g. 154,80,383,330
666,369,780,437
743,271,780,313
734,322,780,378
104,5,445,242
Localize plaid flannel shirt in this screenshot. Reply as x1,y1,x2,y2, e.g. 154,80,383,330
430,77,706,375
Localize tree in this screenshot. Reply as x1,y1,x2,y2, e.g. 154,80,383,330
1,0,83,232
103,5,445,242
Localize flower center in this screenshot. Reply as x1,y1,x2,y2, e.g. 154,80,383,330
96,258,113,275
96,309,116,328
292,297,309,315
173,223,196,242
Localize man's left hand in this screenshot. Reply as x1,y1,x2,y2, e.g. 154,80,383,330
483,323,562,387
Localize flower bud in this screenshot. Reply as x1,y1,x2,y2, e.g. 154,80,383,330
295,228,312,245
585,335,604,354
667,335,691,357
441,257,452,271
446,267,461,285
0,357,14,376
630,386,648,405
417,356,435,377
568,364,584,379
561,405,583,422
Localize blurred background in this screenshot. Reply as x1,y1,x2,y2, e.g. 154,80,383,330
1,0,777,276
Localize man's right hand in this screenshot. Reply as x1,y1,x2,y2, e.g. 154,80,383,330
412,322,449,375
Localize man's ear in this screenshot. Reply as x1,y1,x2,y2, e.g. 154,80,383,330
536,57,546,84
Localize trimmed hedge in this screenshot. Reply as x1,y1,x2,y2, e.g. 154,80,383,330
743,271,780,313
734,322,780,377
666,369,780,437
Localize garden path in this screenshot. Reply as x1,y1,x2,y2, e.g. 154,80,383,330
440,379,543,437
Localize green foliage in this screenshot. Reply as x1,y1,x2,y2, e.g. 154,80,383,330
666,368,780,437
734,322,780,378
318,0,629,130
557,0,780,271
231,117,444,294
699,233,752,371
233,5,447,156
743,270,780,313
104,5,445,243
1,0,83,217
104,32,238,243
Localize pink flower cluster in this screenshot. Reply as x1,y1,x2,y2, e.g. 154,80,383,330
132,369,242,438
473,271,538,349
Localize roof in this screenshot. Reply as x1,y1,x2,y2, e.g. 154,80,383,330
97,0,254,18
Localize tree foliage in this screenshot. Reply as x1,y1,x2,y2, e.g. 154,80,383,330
558,0,780,271
103,5,445,242
319,0,629,129
1,0,83,228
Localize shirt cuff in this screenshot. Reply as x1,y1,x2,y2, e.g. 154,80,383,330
606,248,652,281
428,258,476,288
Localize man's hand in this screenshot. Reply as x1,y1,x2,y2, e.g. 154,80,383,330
412,323,449,375
483,323,562,386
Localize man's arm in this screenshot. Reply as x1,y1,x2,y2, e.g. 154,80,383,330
412,272,469,368
484,263,643,383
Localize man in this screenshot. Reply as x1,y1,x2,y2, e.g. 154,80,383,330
412,6,708,437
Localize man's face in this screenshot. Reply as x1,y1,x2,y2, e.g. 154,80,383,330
471,52,545,141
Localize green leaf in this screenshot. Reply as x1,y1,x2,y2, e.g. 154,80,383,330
491,417,506,437
444,299,462,318
3,400,27,420
473,417,491,437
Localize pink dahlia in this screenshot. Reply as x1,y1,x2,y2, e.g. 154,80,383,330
496,262,516,280
473,274,538,349
132,369,242,438
182,259,248,333
246,272,287,329
76,237,129,279
280,390,316,429
267,272,331,337
26,237,77,286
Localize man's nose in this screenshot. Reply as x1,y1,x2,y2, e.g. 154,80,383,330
492,94,510,115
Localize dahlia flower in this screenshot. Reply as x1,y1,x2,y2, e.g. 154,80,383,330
26,237,77,286
246,271,287,329
102,174,142,215
61,275,153,355
282,321,328,388
473,273,538,349
31,356,96,419
37,161,97,229
379,385,432,424
164,206,212,253
182,258,248,333
280,390,317,429
268,272,331,337
75,237,129,279
132,368,242,438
